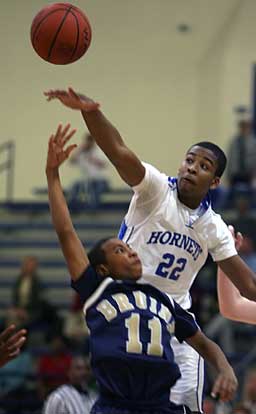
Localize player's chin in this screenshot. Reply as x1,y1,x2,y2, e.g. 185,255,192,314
129,266,142,281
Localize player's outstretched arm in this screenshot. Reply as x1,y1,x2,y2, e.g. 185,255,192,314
44,88,145,187
46,123,89,280
217,226,256,301
0,325,27,367
218,227,256,324
186,331,238,402
218,268,256,324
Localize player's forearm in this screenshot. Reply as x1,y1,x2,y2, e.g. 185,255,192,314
218,256,256,301
81,109,126,162
81,109,145,186
218,267,241,318
46,168,74,235
187,332,231,374
218,268,256,323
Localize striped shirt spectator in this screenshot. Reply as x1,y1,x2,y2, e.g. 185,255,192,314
43,383,97,414
43,355,97,414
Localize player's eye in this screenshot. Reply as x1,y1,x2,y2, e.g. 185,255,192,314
201,163,209,171
115,247,124,254
186,157,193,164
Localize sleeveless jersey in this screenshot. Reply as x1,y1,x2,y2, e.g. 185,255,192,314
71,266,198,411
118,162,237,309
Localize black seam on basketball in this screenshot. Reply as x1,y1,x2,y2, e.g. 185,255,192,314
32,8,69,46
47,6,73,61
68,10,80,61
69,7,92,39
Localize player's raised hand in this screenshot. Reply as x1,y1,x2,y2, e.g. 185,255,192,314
0,325,27,367
228,225,243,251
44,87,100,112
46,123,77,171
211,366,238,402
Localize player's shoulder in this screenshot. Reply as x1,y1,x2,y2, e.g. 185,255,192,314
142,162,170,181
207,208,228,226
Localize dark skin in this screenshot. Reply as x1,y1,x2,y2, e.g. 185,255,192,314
46,124,237,403
177,146,220,209
43,88,256,302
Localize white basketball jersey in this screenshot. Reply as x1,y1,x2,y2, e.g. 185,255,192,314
118,163,237,309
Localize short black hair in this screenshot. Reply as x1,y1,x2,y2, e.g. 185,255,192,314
189,141,227,177
88,237,113,269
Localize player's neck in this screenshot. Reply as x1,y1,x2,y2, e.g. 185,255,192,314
177,192,202,210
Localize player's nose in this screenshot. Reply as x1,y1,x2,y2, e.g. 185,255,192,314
187,164,197,174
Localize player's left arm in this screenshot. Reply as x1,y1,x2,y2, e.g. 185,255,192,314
217,255,256,301
46,124,89,281
217,226,256,323
217,267,256,323
186,331,238,402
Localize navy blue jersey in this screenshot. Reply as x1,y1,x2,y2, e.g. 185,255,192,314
71,267,198,411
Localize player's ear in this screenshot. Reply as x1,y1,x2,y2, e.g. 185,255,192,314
210,176,220,190
96,264,110,277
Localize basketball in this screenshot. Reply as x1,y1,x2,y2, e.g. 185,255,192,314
30,3,92,65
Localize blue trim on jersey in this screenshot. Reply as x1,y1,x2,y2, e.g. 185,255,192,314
196,353,203,412
125,226,134,244
118,220,127,240
168,177,178,190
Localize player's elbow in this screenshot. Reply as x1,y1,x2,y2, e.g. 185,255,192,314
238,284,256,301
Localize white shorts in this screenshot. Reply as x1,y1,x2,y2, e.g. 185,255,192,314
170,336,204,412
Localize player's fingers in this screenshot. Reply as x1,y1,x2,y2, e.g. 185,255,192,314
211,376,222,399
68,87,79,99
0,325,16,343
65,144,77,159
62,128,77,146
7,336,26,353
60,123,71,141
6,329,26,347
54,124,63,142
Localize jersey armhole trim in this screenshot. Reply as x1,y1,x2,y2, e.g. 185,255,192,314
83,277,113,315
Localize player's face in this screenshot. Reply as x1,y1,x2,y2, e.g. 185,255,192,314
102,238,142,281
177,146,220,207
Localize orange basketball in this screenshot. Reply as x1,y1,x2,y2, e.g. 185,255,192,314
30,3,92,65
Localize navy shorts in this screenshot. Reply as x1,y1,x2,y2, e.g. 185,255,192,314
91,399,191,414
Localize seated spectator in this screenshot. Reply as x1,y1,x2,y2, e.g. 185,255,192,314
38,332,72,398
230,196,256,245
0,338,34,413
43,355,97,414
69,133,110,207
233,403,252,414
6,256,63,342
203,397,216,414
226,118,256,206
241,368,256,414
64,293,90,353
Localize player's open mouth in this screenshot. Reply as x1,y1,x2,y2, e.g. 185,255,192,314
182,177,195,185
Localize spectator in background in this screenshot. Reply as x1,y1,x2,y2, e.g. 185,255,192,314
0,338,33,413
241,368,256,414
6,256,63,342
231,196,256,246
64,293,90,354
43,355,97,414
226,118,256,205
38,332,72,398
69,133,110,207
232,403,252,414
202,397,216,414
